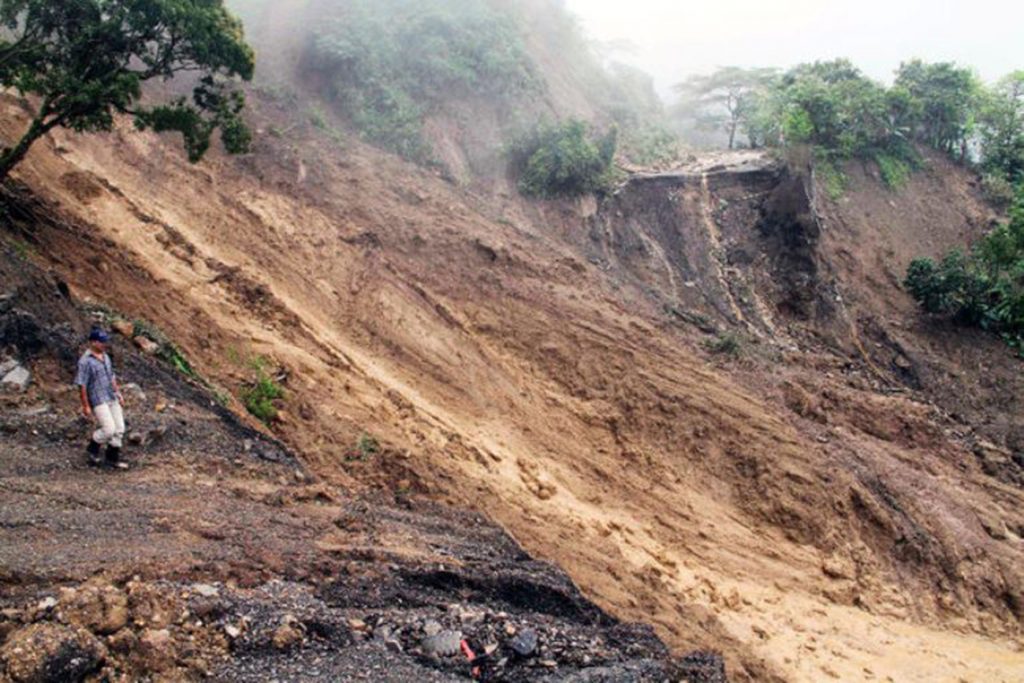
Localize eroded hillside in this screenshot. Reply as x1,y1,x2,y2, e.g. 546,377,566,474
2,73,1023,683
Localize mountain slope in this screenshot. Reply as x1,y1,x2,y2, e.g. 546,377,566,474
2,80,1022,683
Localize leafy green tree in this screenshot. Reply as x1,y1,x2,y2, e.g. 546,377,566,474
0,0,255,182
979,71,1024,185
674,66,778,149
894,59,980,159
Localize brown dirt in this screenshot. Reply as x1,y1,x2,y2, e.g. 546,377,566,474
1,91,1023,682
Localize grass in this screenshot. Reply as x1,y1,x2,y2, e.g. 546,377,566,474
816,159,847,201
356,433,381,459
874,152,912,190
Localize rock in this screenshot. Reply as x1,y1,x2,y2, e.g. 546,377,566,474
127,432,144,446
1,365,31,392
106,629,138,655
154,400,168,413
111,320,135,337
509,628,538,657
0,359,17,376
421,630,462,657
133,336,160,355
223,624,242,639
191,584,219,598
422,620,442,637
1,622,105,683
347,618,368,632
822,555,856,581
272,617,304,651
36,597,57,612
59,584,129,635
137,628,175,673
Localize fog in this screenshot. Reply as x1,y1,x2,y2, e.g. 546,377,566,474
565,0,1024,96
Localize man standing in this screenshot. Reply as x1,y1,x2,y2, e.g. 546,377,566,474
76,328,127,469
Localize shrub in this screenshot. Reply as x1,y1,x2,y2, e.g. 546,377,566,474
511,120,618,198
356,433,381,459
704,332,743,356
906,186,1024,352
875,152,912,190
241,370,285,425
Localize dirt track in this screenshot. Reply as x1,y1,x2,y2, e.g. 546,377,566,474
1,92,1023,681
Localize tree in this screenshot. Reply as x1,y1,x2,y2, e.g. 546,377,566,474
674,66,778,150
979,71,1024,184
0,0,255,182
894,59,980,159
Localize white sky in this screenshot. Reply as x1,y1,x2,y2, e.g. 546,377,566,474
564,0,1024,96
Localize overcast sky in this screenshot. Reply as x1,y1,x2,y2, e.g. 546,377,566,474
564,0,1024,96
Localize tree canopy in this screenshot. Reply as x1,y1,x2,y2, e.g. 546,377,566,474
0,0,255,181
674,66,778,150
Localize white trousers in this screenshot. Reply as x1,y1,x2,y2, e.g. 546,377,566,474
92,401,125,448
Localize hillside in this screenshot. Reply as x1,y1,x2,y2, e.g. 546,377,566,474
1,2,1023,681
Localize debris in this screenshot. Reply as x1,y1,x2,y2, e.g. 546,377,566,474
138,628,175,673
272,616,305,650
59,583,129,635
192,584,220,598
0,622,104,683
111,319,135,337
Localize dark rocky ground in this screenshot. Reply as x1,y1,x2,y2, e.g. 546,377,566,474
0,242,726,681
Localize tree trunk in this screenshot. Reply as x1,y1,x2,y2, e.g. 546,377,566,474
0,110,54,183
728,120,737,150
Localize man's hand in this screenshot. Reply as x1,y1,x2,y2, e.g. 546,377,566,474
81,404,92,419
116,392,125,407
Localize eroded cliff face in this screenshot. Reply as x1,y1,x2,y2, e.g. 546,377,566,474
2,96,1022,681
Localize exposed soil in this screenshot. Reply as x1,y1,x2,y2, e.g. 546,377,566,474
0,246,714,681
1,88,1022,683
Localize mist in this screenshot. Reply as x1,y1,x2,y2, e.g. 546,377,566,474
565,0,1024,96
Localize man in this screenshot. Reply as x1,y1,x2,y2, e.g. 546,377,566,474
75,327,127,469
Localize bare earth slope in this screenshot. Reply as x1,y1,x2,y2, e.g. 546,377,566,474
1,96,1022,682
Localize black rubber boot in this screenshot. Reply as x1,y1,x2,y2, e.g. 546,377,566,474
104,445,126,469
86,440,102,467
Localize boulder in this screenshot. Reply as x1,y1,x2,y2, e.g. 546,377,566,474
0,622,105,683
133,337,160,355
1,365,30,393
111,320,135,338
136,628,175,673
59,584,129,635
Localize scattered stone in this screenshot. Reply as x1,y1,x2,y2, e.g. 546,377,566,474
111,320,135,337
509,628,538,657
192,584,219,598
421,630,462,657
134,336,160,355
272,616,304,651
36,596,57,612
154,400,168,413
0,622,105,683
137,628,175,673
347,618,369,632
422,620,442,637
1,365,31,392
0,358,17,376
127,432,145,446
106,628,138,655
59,583,129,635
822,555,856,581
223,624,242,639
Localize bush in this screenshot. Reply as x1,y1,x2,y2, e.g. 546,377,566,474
905,187,1024,351
875,152,912,190
510,120,618,198
704,332,743,356
241,370,285,425
981,173,1017,208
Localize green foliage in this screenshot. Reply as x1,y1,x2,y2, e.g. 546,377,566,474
241,367,285,425
304,0,537,162
816,160,847,200
894,59,980,157
704,332,743,357
621,125,681,166
0,0,255,180
906,187,1024,352
978,71,1024,186
874,152,913,190
356,433,380,459
674,66,779,150
510,120,618,198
